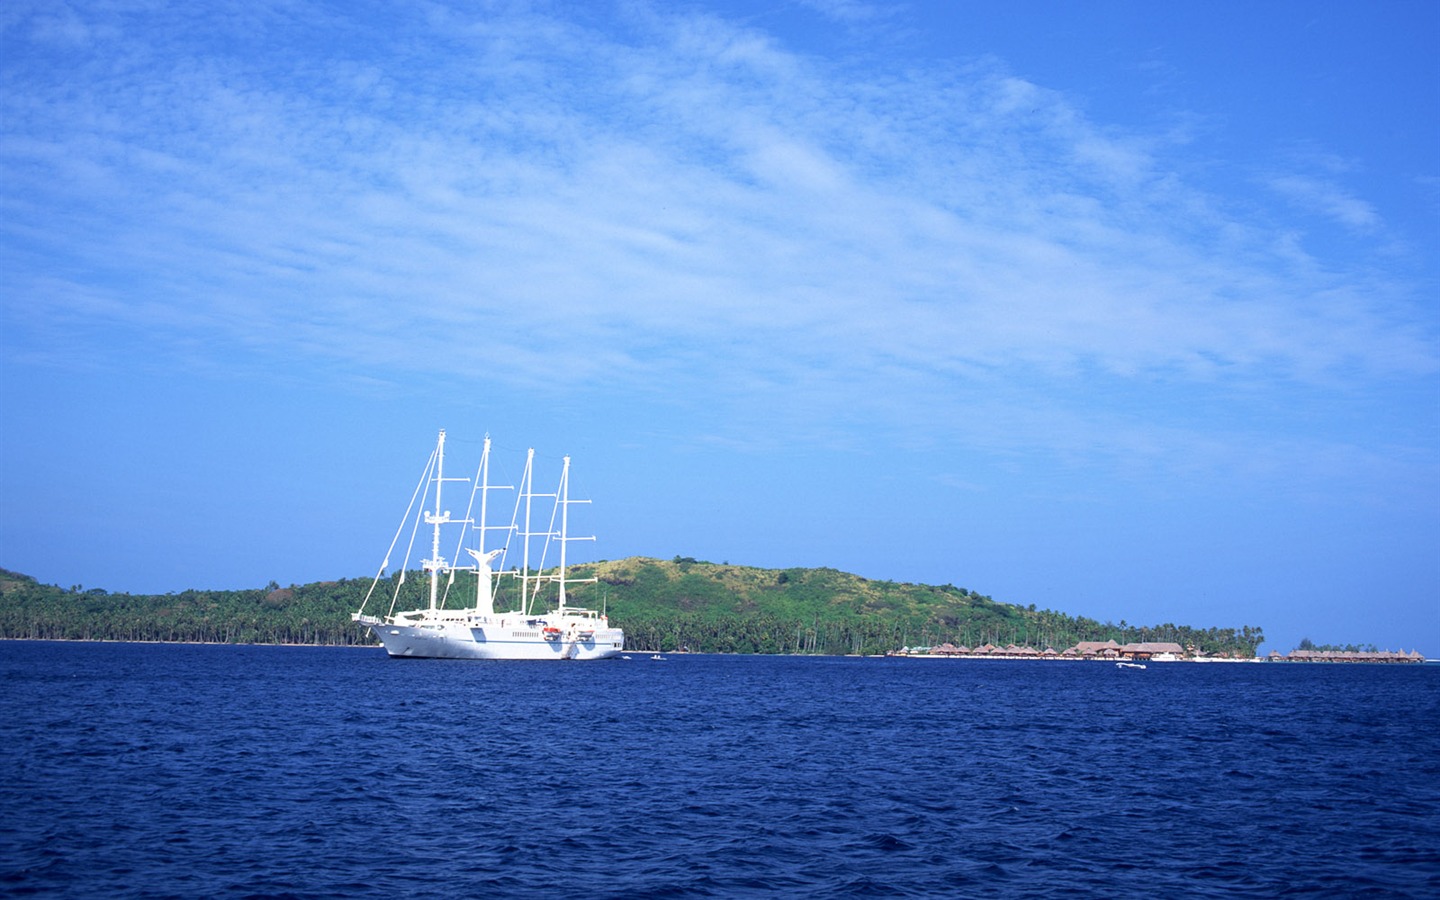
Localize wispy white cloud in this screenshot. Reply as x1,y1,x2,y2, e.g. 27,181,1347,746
794,0,888,25
1267,173,1382,232
1,0,1434,476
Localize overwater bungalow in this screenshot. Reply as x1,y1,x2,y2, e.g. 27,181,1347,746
1280,648,1425,663
1072,640,1122,659
1118,641,1185,661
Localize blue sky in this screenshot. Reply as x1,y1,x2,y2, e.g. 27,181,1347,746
2,0,1436,655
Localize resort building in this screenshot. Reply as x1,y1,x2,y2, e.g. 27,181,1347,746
889,643,1426,663
1270,648,1426,663
1117,642,1185,661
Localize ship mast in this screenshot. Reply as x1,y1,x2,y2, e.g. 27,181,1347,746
520,448,535,616
478,437,495,613
464,436,509,616
557,456,570,614
555,455,593,615
421,429,468,612
477,437,490,612
421,430,451,612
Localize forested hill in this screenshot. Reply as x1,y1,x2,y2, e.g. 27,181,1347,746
0,558,1265,656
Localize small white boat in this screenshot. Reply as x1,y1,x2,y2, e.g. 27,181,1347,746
1116,661,1147,670
650,654,666,660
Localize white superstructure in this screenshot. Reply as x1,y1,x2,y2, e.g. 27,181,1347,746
353,431,623,660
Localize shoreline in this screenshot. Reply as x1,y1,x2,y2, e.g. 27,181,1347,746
890,653,1429,664
2,637,1430,662
0,637,378,649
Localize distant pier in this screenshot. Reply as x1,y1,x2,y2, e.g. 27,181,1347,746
888,639,1427,663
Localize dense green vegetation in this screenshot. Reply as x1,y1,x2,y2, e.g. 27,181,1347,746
0,569,372,645
0,557,1266,656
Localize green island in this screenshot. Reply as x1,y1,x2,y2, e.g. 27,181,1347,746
1,557,1265,657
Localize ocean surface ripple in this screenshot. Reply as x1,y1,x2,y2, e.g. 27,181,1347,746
1,643,1437,897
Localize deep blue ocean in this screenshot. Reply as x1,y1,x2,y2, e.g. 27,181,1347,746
1,642,1437,898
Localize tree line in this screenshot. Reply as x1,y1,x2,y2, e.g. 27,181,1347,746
0,572,371,646
0,558,1266,657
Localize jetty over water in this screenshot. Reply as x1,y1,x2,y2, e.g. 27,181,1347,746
889,639,1427,663
1268,648,1427,664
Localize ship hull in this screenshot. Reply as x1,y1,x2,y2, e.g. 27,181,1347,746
361,618,624,661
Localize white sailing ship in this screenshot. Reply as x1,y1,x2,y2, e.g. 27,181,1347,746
353,430,623,660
